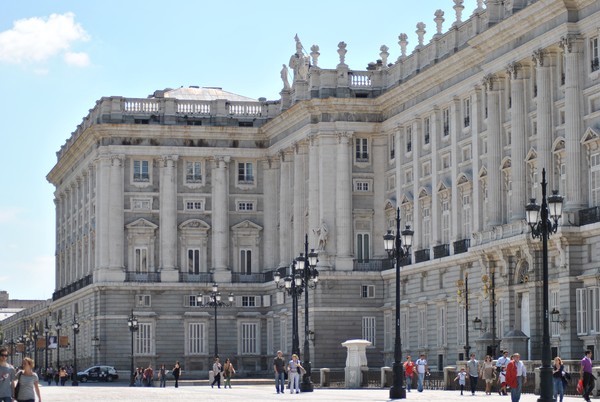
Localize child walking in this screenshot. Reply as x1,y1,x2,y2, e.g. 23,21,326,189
455,367,468,395
499,366,507,395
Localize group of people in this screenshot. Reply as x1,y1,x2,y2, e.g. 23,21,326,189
273,351,305,394
210,356,236,389
0,346,43,402
402,354,430,392
134,361,182,388
43,365,71,386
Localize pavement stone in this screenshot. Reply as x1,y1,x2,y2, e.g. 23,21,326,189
38,384,585,402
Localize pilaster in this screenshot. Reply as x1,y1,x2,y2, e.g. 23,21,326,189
335,132,353,270
533,49,554,190
159,155,179,282
483,74,503,227
211,156,231,282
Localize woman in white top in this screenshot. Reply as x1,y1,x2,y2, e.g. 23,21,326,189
14,357,42,402
287,354,304,394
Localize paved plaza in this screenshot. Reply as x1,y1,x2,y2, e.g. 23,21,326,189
38,384,585,402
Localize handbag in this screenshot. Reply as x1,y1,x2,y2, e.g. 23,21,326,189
13,372,22,399
577,378,584,395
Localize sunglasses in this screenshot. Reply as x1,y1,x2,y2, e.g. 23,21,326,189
0,354,8,357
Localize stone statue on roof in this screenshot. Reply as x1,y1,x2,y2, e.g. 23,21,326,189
289,34,310,82
281,64,290,90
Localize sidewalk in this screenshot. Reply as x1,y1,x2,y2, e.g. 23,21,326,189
39,384,586,402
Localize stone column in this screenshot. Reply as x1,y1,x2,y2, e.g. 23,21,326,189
336,132,353,270
308,136,320,249
533,49,554,189
279,150,293,267
159,155,179,282
471,86,483,234
507,63,527,221
108,155,124,271
95,153,111,272
54,195,63,289
211,156,231,282
293,143,307,253
484,75,503,227
561,36,587,210
262,158,280,269
318,133,338,268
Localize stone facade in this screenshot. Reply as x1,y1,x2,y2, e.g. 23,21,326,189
4,0,600,375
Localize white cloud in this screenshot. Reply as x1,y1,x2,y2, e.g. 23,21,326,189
0,207,22,223
64,51,90,67
0,12,90,66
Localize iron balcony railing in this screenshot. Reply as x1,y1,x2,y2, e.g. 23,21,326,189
125,272,161,282
415,248,430,263
179,272,213,283
433,244,450,259
232,272,268,283
579,206,600,226
353,259,393,272
52,274,93,301
453,238,471,254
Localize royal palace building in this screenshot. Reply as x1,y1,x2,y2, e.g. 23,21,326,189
4,0,600,376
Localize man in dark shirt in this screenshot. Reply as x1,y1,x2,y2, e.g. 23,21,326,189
273,350,286,394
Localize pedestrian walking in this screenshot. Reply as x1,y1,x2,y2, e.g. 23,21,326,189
454,367,468,395
211,357,222,389
143,364,154,387
403,355,415,392
172,361,181,388
223,358,235,388
0,347,16,402
580,349,595,402
506,353,527,402
498,366,507,396
45,366,53,386
481,355,496,395
59,366,68,386
552,356,565,402
496,350,510,373
287,354,303,394
13,357,42,402
273,350,286,394
135,367,143,387
466,353,480,395
415,353,429,392
158,364,167,388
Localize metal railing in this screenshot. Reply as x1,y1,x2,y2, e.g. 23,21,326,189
231,272,268,283
415,248,430,263
52,274,93,301
125,272,161,282
453,238,471,254
353,259,393,272
579,206,600,226
179,272,213,283
433,244,450,259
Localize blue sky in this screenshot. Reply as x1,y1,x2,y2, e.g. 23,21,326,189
0,0,477,300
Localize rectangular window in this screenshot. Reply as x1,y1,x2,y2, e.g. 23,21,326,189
185,200,204,211
389,134,396,160
406,127,412,153
134,247,148,273
133,160,150,182
355,138,369,162
418,308,427,348
424,117,430,145
423,207,431,247
384,312,392,351
462,194,472,237
237,201,255,211
362,317,376,345
401,310,409,349
241,323,258,354
240,249,252,274
279,318,287,353
137,294,151,307
443,108,450,136
242,296,257,307
355,181,370,192
187,322,206,355
463,98,471,127
136,323,153,355
187,295,203,307
361,285,375,298
591,153,600,205
185,161,202,183
188,249,200,274
238,162,254,183
577,288,588,335
132,198,152,210
437,306,447,347
356,233,370,261
462,145,472,162
441,202,450,244
591,37,599,72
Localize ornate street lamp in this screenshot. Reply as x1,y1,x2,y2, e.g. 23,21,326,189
296,234,319,392
44,319,50,373
456,274,471,359
31,324,39,371
71,316,80,386
383,207,414,400
199,283,234,357
127,311,139,387
55,320,62,370
525,168,563,402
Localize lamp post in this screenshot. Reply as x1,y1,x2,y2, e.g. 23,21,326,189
200,283,234,357
383,207,414,400
456,273,471,359
525,168,563,402
481,270,497,357
31,324,39,372
296,234,319,392
274,262,302,356
55,320,62,370
9,339,15,365
44,319,49,372
127,311,139,386
71,316,80,386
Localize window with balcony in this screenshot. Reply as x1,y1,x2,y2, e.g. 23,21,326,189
185,161,203,184
443,108,450,137
406,127,412,153
133,160,150,183
591,37,599,72
463,98,471,128
187,249,201,274
424,117,430,145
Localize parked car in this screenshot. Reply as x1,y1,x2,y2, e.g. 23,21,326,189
77,365,119,382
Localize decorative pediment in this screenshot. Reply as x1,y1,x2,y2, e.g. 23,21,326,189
126,218,158,230
436,178,451,193
501,156,512,170
401,192,413,205
581,127,600,150
179,219,211,231
384,199,396,211
552,137,566,153
232,220,263,232
478,166,488,179
418,186,430,199
457,172,472,186
525,148,537,162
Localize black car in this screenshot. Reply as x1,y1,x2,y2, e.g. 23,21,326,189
77,365,119,382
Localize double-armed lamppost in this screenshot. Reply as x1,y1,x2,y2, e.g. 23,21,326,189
199,283,234,357
127,311,139,386
71,316,80,386
456,274,471,359
44,319,50,372
55,320,62,369
525,168,563,402
383,207,414,400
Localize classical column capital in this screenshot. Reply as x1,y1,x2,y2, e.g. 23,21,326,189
559,34,583,53
505,62,522,79
532,49,546,67
482,74,498,91
337,131,353,144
